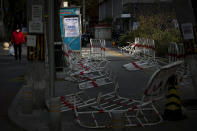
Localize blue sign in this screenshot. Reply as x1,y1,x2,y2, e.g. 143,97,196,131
60,7,81,51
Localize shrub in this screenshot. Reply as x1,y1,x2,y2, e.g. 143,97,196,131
117,13,182,57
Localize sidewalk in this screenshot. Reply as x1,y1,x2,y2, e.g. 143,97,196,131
7,47,197,131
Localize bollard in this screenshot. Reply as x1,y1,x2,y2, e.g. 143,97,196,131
22,85,33,114
3,42,10,50
163,75,184,121
49,97,61,131
111,110,125,131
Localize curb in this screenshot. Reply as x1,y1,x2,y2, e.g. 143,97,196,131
8,86,27,131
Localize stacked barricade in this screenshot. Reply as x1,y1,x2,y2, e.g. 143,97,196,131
168,42,191,86
45,41,115,114
46,40,183,129
168,42,185,63
90,39,106,60
123,37,158,71
73,61,183,128
119,42,135,54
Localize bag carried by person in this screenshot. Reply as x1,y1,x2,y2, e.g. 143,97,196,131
9,45,15,56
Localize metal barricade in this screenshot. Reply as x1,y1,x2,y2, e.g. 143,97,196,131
74,61,183,128
90,39,106,60
123,38,158,71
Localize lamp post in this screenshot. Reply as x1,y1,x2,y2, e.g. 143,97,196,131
48,0,55,97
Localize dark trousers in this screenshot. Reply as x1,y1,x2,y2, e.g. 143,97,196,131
13,44,22,60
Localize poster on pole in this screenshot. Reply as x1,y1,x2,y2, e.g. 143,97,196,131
26,35,36,47
29,21,43,33
181,23,194,40
60,7,81,51
32,5,42,21
63,17,79,37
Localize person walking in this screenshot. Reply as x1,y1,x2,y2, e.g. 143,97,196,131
11,25,26,61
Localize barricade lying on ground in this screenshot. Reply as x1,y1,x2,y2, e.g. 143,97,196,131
48,65,116,112
122,37,159,71
119,42,134,54
45,41,114,112
168,42,192,86
47,61,184,128
61,43,110,83
73,61,183,128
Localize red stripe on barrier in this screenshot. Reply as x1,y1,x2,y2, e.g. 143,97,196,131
79,71,84,75
60,96,65,101
90,80,98,87
134,44,155,51
131,62,143,70
68,50,72,53
101,47,106,51
144,89,148,95
168,53,185,58
128,106,137,112
123,104,128,107
99,110,104,113
64,52,69,57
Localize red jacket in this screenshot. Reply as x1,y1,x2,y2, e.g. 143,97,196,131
11,30,26,45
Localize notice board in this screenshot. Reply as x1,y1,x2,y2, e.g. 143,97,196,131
59,7,81,51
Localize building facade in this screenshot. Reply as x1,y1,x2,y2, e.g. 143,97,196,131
98,0,195,33
0,0,5,39
99,0,123,32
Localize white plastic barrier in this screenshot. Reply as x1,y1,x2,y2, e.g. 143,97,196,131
90,39,106,60
62,43,110,80
123,38,158,71
168,42,191,86
74,61,183,128
119,42,135,54
168,42,185,63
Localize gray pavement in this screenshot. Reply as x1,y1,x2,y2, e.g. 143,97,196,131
0,43,28,130
1,44,197,131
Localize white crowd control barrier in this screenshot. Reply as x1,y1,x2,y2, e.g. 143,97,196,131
78,69,114,90
168,42,191,86
65,62,111,83
45,66,116,112
62,43,110,83
123,38,159,71
90,39,106,60
119,42,135,54
74,61,183,128
168,42,185,63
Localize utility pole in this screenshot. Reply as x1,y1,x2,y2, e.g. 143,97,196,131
48,0,55,97
83,0,85,32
